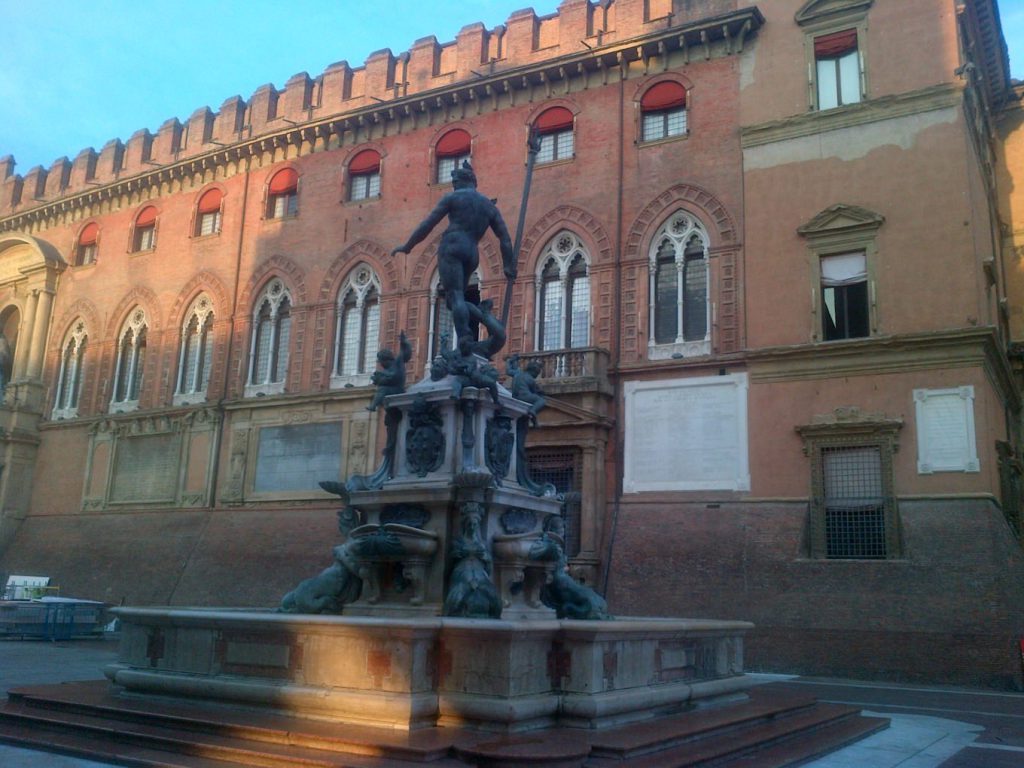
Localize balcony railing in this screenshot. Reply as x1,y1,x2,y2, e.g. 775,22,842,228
517,347,611,395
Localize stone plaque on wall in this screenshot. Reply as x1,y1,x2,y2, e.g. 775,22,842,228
623,374,750,492
254,422,342,493
110,433,180,503
914,386,979,473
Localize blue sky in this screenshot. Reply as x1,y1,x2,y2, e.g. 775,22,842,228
1,0,1022,174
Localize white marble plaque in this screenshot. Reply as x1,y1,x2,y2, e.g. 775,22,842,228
624,374,749,492
914,386,979,473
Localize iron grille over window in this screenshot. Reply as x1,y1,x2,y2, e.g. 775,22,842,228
822,446,886,559
526,448,582,557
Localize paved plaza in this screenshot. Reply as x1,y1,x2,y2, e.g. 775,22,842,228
0,636,1022,767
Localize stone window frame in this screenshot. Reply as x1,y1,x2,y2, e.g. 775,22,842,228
192,187,224,238
52,319,88,420
795,0,872,112
245,278,292,398
110,307,148,413
647,209,711,361
264,167,300,220
432,128,473,187
346,149,383,203
797,204,884,343
534,230,591,352
331,264,381,388
130,206,159,253
74,222,99,267
796,407,903,560
173,294,215,406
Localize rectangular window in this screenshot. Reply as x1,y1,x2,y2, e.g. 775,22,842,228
822,446,887,559
198,211,221,236
350,172,381,201
537,130,574,164
821,252,868,341
526,448,582,557
541,279,564,351
437,153,469,185
642,108,687,142
136,225,155,252
815,29,861,110
270,192,298,219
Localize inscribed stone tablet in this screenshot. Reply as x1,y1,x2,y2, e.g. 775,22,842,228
624,373,750,492
914,386,979,473
110,433,180,503
254,422,342,492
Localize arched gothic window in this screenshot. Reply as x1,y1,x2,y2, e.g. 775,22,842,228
111,308,148,411
53,320,87,419
648,211,710,358
246,279,291,396
333,266,381,385
429,269,481,359
175,295,215,402
535,231,590,351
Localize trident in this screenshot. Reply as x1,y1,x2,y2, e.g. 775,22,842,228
501,127,543,329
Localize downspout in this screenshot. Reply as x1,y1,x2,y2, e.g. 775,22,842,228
602,60,627,597
210,157,252,506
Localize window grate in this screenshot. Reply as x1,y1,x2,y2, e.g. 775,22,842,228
822,446,886,558
526,448,582,557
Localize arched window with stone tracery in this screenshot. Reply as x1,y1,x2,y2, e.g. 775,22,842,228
175,294,215,402
246,279,291,396
648,211,710,359
535,231,590,351
332,265,381,385
53,320,87,419
111,308,148,411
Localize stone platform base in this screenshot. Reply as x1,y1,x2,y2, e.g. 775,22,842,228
105,608,753,732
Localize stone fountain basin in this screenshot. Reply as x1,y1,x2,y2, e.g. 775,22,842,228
492,531,563,561
349,523,439,557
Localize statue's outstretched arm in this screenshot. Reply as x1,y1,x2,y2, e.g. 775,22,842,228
393,198,450,255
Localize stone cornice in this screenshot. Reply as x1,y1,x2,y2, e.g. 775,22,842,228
747,327,1020,411
741,83,962,148
0,7,764,235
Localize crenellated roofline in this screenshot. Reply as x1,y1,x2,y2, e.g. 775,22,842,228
0,6,764,234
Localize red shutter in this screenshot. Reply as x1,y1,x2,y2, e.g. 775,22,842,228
436,129,472,157
814,29,857,58
535,106,574,133
135,206,157,227
78,222,99,246
349,149,381,175
197,188,222,214
268,167,299,194
641,81,686,111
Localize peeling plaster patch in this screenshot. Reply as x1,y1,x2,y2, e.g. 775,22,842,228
743,107,957,170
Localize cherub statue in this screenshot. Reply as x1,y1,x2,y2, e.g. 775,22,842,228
506,354,546,426
367,331,412,412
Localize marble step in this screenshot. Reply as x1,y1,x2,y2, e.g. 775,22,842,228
0,681,888,768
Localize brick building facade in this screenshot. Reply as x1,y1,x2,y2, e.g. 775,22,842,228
1,0,1022,687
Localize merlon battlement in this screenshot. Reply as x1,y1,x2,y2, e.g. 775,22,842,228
0,0,744,215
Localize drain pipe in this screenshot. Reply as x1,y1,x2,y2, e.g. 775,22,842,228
602,60,628,598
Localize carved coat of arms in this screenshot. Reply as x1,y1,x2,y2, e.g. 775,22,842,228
406,395,445,477
485,415,515,482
